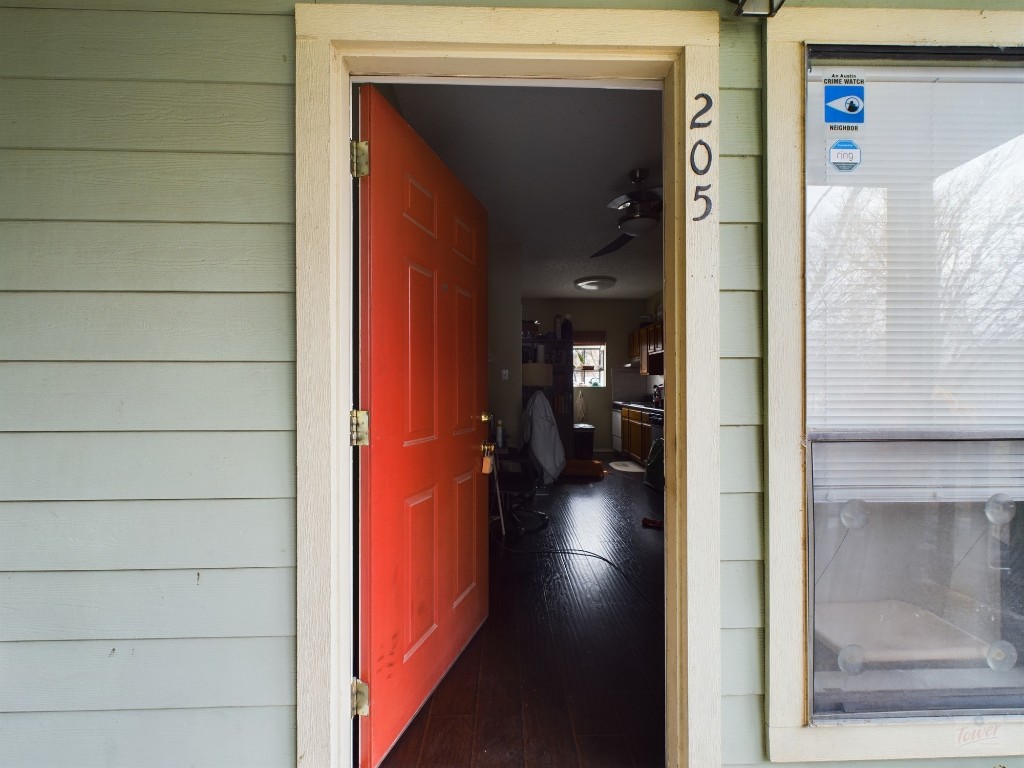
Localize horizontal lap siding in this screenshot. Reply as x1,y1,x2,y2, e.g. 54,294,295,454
0,432,295,500
0,499,295,570
0,80,294,153
720,17,769,765
0,150,294,222
0,8,294,83
0,708,296,768
2,293,295,360
0,222,295,291
0,6,296,767
1,363,295,430
1,571,295,641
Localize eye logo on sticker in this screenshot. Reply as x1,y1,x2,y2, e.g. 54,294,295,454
827,94,863,115
824,84,865,124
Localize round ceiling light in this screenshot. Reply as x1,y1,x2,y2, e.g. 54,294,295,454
618,210,660,237
574,276,617,292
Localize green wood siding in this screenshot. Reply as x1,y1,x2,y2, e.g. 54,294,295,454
717,15,771,767
0,151,294,222
0,222,295,291
0,9,294,83
0,708,296,768
2,363,295,430
0,3,296,764
0,499,296,570
0,80,294,153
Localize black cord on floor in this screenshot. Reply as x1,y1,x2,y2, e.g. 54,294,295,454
489,515,665,618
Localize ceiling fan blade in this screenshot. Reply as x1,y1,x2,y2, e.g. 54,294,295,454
590,233,634,258
606,192,634,210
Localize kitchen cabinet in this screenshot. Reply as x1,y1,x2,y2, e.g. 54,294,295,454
651,321,663,353
624,321,666,376
644,321,664,375
647,350,663,376
621,407,653,464
639,326,650,376
627,412,642,462
621,408,632,457
635,322,664,376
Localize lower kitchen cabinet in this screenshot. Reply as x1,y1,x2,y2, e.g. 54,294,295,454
621,407,653,464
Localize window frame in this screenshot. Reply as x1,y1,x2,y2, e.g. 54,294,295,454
572,331,608,388
572,344,606,387
765,8,1024,762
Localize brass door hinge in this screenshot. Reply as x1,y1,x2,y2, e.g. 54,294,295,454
350,410,369,446
351,677,369,718
350,140,369,178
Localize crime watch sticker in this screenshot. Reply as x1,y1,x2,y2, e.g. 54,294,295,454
824,74,865,125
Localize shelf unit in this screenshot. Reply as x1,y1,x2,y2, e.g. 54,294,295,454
521,336,575,459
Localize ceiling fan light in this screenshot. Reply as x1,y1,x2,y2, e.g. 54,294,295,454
574,275,617,292
618,212,659,237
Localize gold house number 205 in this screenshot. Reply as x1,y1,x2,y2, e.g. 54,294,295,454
690,93,714,222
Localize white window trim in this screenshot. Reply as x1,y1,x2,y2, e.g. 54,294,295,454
765,8,1024,762
573,343,607,388
294,5,722,767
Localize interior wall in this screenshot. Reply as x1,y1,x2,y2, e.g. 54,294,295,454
522,297,646,451
488,243,524,444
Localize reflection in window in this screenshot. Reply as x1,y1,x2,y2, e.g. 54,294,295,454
810,439,1024,717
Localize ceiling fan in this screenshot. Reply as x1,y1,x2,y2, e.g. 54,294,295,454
590,168,663,258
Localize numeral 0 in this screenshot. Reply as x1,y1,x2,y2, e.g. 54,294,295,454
690,139,712,176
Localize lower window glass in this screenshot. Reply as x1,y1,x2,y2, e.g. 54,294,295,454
810,439,1024,719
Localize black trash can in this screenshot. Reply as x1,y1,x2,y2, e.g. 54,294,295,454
573,423,595,460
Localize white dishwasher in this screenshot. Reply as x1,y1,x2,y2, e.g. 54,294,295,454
611,406,622,453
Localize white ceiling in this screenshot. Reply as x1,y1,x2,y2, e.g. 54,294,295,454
390,83,664,299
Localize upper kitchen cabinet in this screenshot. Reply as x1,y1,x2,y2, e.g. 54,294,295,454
634,320,664,376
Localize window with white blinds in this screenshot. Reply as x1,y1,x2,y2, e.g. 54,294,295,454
805,65,1024,432
804,56,1024,722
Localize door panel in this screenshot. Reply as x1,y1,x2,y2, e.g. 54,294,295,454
405,263,437,442
453,470,477,605
453,287,477,434
358,85,489,768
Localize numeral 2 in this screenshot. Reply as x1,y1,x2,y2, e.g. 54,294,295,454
690,93,713,129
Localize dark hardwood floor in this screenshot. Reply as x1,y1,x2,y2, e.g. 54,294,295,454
380,453,666,768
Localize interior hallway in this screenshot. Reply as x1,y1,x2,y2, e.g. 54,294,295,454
380,453,666,768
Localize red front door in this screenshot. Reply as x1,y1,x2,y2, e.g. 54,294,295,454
357,85,489,768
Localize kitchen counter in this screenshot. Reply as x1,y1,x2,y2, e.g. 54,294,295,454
613,400,665,414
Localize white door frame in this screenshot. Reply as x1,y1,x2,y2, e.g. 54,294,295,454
294,5,721,766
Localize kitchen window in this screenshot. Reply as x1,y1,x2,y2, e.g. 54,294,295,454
765,9,1024,762
572,331,606,387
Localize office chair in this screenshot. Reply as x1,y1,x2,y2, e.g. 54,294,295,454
492,447,548,535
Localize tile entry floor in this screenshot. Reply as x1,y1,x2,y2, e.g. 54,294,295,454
379,453,666,768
